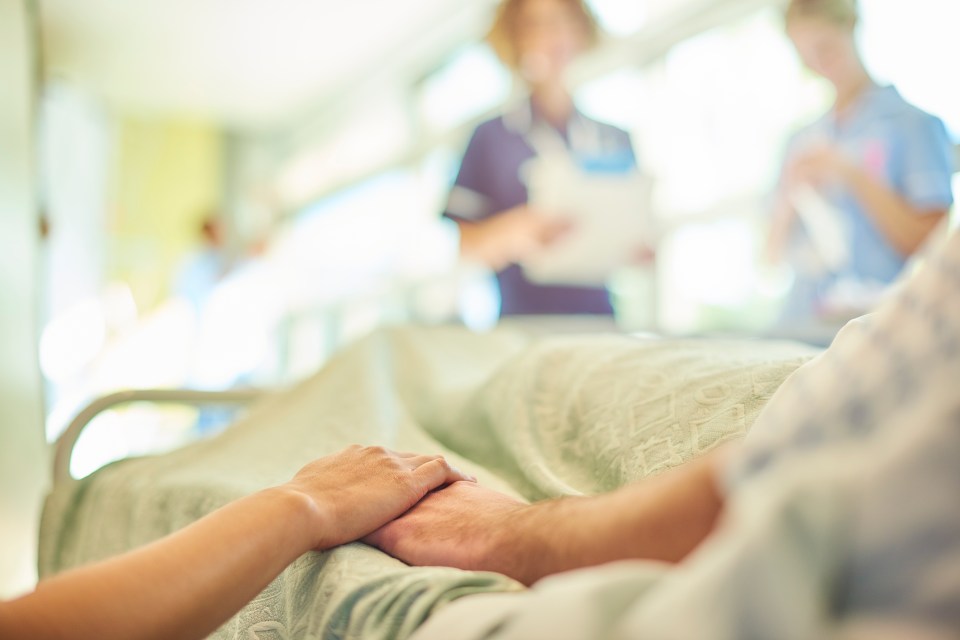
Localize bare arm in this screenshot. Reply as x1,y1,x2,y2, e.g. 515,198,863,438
0,446,471,640
367,450,726,586
791,146,945,257
842,165,946,256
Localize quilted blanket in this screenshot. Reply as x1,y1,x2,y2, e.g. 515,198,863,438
39,326,816,639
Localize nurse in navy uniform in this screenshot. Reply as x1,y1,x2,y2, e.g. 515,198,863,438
444,0,638,316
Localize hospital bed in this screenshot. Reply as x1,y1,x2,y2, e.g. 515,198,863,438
42,325,817,639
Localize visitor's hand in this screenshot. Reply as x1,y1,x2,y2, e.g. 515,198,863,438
283,446,475,551
364,481,530,577
460,205,572,270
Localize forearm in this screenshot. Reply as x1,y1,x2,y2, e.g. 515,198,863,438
455,219,491,266
1,447,470,639
485,452,726,585
456,217,513,270
845,168,945,256
0,487,317,640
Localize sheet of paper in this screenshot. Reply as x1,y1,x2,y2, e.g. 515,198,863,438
522,154,650,286
788,184,850,273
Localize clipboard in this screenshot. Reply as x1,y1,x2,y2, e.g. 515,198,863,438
521,153,651,286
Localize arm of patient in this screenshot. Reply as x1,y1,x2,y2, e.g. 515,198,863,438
366,449,727,586
0,446,472,640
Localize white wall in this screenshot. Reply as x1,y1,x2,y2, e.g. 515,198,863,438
40,83,110,323
0,0,49,598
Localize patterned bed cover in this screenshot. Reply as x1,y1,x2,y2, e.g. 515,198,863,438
39,326,815,639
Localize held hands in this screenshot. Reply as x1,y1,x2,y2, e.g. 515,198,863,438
461,205,573,271
364,481,531,581
282,445,475,551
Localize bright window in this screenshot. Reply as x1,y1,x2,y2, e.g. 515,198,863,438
860,0,960,140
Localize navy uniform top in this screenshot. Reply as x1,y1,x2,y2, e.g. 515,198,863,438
443,99,637,316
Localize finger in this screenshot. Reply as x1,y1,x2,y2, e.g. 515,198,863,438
411,458,475,493
406,454,444,468
362,520,400,550
407,455,477,482
362,527,386,548
366,447,429,461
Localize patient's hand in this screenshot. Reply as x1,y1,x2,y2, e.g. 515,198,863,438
367,452,727,586
284,446,475,551
364,481,528,576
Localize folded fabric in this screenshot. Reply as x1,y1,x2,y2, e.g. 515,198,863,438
416,230,960,640
40,327,815,639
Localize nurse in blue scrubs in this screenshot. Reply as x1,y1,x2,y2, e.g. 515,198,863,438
768,0,955,323
443,0,637,316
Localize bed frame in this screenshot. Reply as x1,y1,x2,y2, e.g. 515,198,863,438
53,388,266,486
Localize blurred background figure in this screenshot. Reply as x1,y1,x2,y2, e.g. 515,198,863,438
175,213,231,313
444,0,639,316
767,0,955,328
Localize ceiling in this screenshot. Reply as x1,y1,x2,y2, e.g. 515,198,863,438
37,0,780,139
39,0,497,131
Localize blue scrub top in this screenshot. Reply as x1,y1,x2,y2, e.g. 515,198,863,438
781,85,955,318
443,99,637,316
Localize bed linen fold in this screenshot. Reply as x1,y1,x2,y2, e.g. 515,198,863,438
39,326,815,639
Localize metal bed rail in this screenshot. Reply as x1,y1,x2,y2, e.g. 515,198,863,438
53,388,266,486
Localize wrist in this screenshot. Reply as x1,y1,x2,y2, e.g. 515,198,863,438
461,221,509,270
262,485,328,553
458,222,489,263
838,159,866,189
482,503,541,583
483,498,590,585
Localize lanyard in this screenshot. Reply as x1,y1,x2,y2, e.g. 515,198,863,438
505,99,605,162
